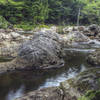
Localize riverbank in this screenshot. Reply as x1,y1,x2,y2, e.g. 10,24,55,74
0,24,100,100
15,67,100,100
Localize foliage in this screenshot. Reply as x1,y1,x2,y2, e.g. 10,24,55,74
80,0,100,24
0,15,10,29
38,24,50,29
14,22,34,31
78,90,100,100
0,0,100,29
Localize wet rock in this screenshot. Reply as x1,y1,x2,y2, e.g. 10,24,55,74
15,87,64,100
87,49,100,66
15,87,76,100
60,67,100,99
15,68,100,100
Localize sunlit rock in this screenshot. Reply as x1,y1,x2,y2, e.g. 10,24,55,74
18,30,64,69
87,49,100,66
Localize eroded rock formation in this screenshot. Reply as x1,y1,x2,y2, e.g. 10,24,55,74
0,30,65,73
15,67,100,100
18,30,64,69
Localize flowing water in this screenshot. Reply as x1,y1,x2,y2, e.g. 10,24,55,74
0,41,100,100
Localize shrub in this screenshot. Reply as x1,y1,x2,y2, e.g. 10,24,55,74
14,22,34,31
0,15,10,29
78,90,100,100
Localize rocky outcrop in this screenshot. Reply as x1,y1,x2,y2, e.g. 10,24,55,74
0,30,65,73
15,67,100,100
15,87,64,100
87,49,100,66
0,24,100,71
65,31,90,43
0,26,59,58
0,29,33,57
60,67,100,99
0,29,32,44
83,24,100,40
0,24,100,58
18,30,64,69
63,24,100,42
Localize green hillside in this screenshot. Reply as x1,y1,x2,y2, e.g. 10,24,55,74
0,0,100,30
0,0,24,5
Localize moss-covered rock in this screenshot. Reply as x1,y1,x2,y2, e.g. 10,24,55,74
60,67,100,99
78,90,100,100
15,68,100,100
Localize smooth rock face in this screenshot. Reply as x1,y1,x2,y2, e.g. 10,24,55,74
87,49,100,65
18,30,64,69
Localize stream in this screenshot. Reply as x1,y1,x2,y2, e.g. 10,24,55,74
0,41,100,100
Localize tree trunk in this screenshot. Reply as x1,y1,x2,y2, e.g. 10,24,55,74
77,7,81,26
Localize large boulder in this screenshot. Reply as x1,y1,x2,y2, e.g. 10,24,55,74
87,49,100,66
0,30,65,73
18,30,64,70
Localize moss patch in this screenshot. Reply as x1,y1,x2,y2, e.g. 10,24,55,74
78,90,100,100
0,16,10,29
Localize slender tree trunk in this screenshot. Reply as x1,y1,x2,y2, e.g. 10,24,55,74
77,7,81,26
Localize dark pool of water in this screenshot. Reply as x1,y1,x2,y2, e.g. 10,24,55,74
0,42,99,100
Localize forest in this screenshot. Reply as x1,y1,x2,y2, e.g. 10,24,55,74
0,0,100,30
0,0,100,100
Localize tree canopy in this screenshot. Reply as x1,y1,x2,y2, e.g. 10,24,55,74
0,0,100,27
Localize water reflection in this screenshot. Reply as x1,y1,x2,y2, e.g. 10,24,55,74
39,64,86,89
6,85,25,100
0,47,94,100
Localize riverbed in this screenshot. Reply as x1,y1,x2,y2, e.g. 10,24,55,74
0,41,100,100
